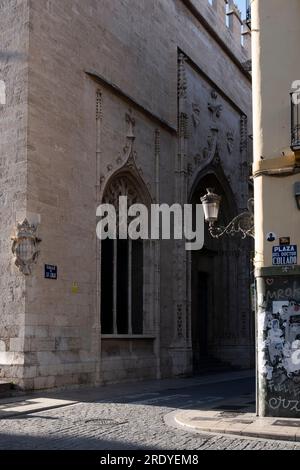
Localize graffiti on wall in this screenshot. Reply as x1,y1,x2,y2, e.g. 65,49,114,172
258,276,300,416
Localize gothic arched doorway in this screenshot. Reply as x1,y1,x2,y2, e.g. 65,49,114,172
190,171,254,373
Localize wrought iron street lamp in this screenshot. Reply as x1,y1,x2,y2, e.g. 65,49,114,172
201,188,255,239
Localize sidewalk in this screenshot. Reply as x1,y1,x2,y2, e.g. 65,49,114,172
174,402,300,443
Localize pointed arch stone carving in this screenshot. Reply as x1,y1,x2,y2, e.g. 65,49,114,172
188,144,230,198
99,114,153,207
101,164,153,209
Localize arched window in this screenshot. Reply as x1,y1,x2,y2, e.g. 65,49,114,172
101,174,147,335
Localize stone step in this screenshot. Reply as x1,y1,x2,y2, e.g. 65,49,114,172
0,381,14,398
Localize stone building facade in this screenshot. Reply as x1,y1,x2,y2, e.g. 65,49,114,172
0,0,253,390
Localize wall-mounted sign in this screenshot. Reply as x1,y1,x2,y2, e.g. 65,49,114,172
266,232,277,242
280,237,291,246
272,245,297,266
45,264,57,280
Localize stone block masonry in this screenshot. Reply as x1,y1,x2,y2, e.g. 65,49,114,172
0,0,252,390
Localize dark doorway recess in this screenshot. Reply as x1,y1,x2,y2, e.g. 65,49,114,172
190,170,255,374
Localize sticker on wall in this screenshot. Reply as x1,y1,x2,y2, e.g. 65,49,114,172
280,237,291,246
45,265,57,280
272,301,288,314
272,245,297,266
71,282,79,294
266,232,277,242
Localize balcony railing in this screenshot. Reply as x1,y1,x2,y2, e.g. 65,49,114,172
291,92,300,152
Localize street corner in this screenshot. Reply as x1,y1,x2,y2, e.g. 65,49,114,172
172,407,300,443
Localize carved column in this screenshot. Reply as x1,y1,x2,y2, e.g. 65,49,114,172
153,129,161,378
170,52,192,375
94,89,103,384
240,114,249,210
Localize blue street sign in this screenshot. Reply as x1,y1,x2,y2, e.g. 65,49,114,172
272,245,297,266
45,264,58,280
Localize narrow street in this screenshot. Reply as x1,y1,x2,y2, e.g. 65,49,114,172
0,372,298,450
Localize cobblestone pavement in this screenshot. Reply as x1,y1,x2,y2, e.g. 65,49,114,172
0,375,299,450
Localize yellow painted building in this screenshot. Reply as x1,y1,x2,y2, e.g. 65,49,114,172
252,0,300,417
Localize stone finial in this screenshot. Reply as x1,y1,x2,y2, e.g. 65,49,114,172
227,0,242,43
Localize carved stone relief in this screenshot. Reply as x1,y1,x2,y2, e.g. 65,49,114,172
177,304,184,338
226,129,235,154
99,108,155,209
188,84,246,189
179,112,189,140
125,110,135,139
96,90,102,121
191,103,200,128
203,128,219,162
190,127,220,176
178,53,187,100
189,89,223,175
240,115,248,153
11,219,41,275
103,176,139,207
208,90,223,122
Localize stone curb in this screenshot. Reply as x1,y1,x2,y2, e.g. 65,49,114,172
174,410,300,443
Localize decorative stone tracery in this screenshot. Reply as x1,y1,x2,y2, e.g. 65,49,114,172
103,176,140,207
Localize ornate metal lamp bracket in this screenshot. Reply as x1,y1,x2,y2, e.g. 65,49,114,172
209,199,255,240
